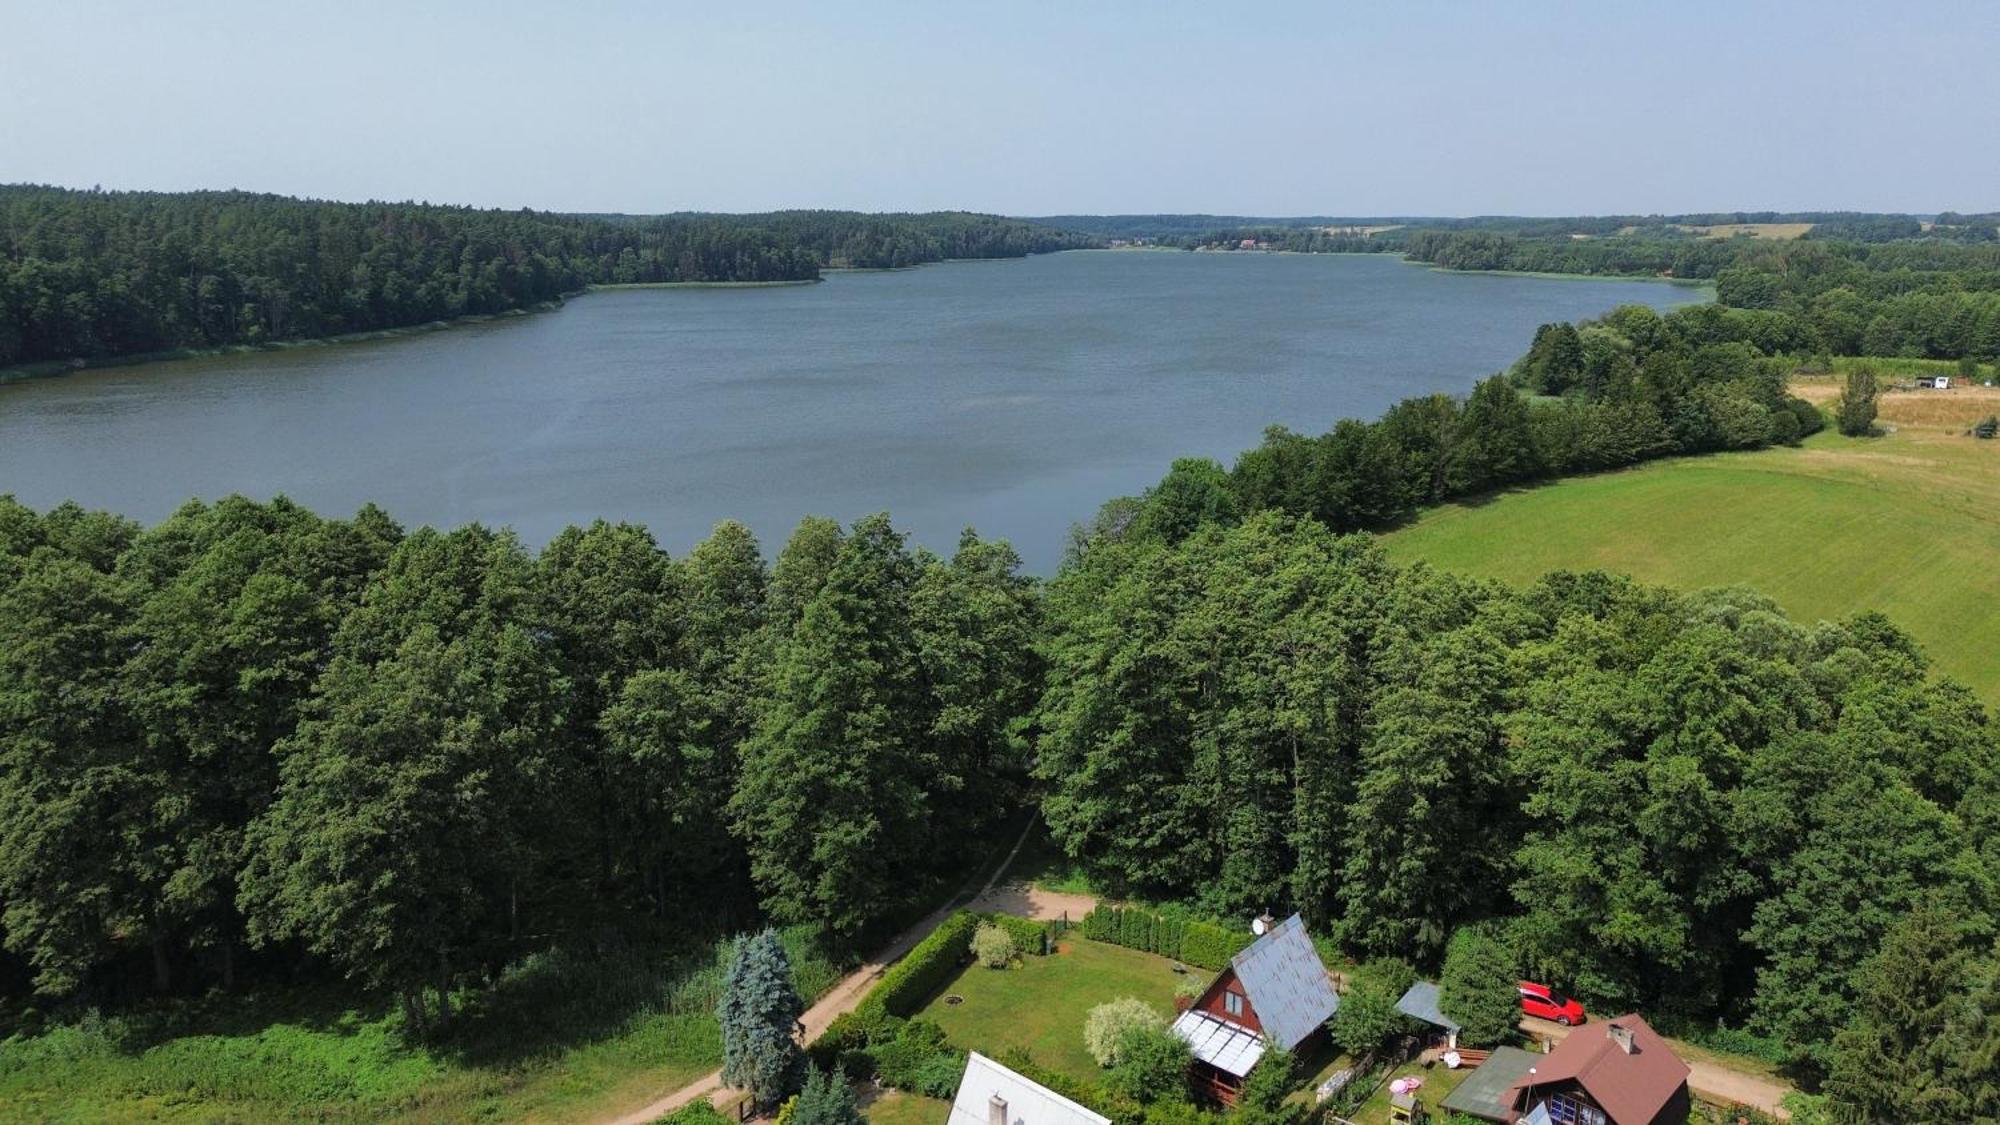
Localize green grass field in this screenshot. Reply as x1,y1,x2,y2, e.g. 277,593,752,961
1382,424,2000,699
913,938,1185,1084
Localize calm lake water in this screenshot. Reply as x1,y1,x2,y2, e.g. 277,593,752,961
0,251,1703,570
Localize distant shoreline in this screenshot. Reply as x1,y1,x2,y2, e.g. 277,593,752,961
0,301,575,385
0,254,1709,386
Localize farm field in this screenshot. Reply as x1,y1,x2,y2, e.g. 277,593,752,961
1680,222,1814,239
912,937,1186,1084
1382,385,2000,699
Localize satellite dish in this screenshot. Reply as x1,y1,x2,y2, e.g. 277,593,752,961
1250,916,1269,936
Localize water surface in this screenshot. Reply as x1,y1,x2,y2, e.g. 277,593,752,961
0,251,1703,569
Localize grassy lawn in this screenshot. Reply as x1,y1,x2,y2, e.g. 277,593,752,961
1382,418,2000,700
912,937,1186,1083
1345,1060,1474,1125
862,1088,951,1125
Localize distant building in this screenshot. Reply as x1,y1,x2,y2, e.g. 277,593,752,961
1239,238,1258,250
1170,914,1340,1104
950,1052,1109,1125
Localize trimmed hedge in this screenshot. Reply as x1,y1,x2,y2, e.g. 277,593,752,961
866,910,981,1019
1080,907,1253,971
986,912,1057,955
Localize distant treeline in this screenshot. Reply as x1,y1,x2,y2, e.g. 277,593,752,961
1083,300,1822,554
0,186,1095,368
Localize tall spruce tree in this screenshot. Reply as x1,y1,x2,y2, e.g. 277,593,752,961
718,928,806,1107
1826,901,1999,1123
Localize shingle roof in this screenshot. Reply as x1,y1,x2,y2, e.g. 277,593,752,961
1508,1014,1689,1125
1395,980,1461,1033
1228,913,1340,1050
1441,1046,1539,1120
1170,1009,1267,1077
950,1052,1110,1125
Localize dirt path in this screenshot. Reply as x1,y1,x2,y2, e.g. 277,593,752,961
1521,1018,1793,1119
602,820,1076,1125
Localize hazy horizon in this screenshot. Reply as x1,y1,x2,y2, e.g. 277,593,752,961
5,0,1997,217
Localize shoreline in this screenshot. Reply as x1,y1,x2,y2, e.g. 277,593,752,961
0,300,574,385
0,252,1708,386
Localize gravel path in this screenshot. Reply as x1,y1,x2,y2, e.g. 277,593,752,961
602,821,1093,1125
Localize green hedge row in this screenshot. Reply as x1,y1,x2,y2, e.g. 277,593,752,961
986,912,1058,955
863,910,981,1022
1079,907,1253,971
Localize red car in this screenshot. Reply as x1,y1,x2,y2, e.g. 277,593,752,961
1518,981,1587,1026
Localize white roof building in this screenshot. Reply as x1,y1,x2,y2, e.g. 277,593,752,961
949,1052,1110,1125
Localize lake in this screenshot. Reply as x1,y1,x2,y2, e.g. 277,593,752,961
0,251,1704,570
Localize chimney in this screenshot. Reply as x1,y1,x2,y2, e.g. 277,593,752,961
1608,1023,1636,1054
988,1094,1008,1125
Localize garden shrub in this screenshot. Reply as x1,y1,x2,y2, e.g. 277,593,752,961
1085,997,1160,1067
859,911,978,1020
661,1103,736,1125
1236,1046,1294,1114
985,912,1053,955
873,1021,964,1098
1329,975,1410,1058
910,1052,966,1098
808,1008,905,1068
1171,975,1205,1005
1104,1024,1192,1104
972,923,1015,968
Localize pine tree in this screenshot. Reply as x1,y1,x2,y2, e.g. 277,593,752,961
790,1065,863,1125
718,928,806,1107
1825,900,1995,1123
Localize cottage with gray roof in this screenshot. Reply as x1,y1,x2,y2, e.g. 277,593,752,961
1169,913,1339,1104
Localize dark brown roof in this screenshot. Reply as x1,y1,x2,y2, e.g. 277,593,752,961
1508,1014,1689,1125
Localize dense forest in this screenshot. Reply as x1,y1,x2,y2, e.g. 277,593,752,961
0,496,1040,1030
2,493,1990,1109
6,199,2000,1121
0,186,1094,368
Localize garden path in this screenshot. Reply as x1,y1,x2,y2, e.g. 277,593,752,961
601,820,1090,1125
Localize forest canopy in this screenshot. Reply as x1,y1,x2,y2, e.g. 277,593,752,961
0,186,1094,367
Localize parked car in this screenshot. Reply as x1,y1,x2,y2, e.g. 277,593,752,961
1518,981,1586,1026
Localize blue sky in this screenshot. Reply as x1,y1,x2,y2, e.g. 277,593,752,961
3,0,1994,216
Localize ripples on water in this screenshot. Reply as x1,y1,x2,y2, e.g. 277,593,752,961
0,251,1704,570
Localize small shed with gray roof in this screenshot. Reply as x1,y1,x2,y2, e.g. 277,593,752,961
1170,913,1339,1104
1395,980,1462,1049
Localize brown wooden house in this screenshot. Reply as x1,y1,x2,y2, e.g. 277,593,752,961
1506,1015,1691,1125
1168,914,1339,1104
